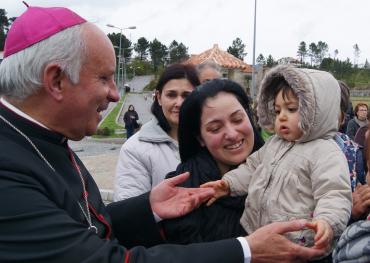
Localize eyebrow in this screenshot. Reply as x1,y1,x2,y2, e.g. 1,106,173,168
204,109,244,125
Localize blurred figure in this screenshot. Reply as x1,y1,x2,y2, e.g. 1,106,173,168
333,125,370,263
335,81,366,189
196,60,222,84
123,104,139,139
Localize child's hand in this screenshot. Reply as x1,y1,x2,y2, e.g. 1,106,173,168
200,180,230,206
305,219,333,250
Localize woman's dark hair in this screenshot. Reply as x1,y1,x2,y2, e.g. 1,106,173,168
151,63,200,132
128,104,135,111
178,78,264,162
338,80,350,114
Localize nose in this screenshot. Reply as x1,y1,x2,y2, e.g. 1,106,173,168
108,81,120,102
175,96,185,107
224,124,238,140
277,110,287,121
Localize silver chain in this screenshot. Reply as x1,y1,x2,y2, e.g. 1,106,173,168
0,113,97,234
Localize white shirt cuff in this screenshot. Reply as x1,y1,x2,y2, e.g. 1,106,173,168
153,211,162,223
237,237,251,263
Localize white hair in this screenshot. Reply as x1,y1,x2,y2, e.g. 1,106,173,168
0,23,87,100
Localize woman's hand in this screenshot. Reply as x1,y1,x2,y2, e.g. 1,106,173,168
200,180,230,206
305,219,333,250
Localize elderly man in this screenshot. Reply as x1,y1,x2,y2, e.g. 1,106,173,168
0,5,325,263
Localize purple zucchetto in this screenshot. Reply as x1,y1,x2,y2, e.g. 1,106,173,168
4,6,86,58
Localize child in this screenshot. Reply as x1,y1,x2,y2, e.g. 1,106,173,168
203,65,352,254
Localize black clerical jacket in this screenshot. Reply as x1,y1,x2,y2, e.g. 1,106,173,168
0,102,243,263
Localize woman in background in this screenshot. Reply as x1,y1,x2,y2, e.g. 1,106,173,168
114,63,200,201
123,104,139,139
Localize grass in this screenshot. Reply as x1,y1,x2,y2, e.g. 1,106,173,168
92,98,125,138
351,96,370,106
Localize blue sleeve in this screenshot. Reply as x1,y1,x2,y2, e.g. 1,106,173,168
356,149,366,185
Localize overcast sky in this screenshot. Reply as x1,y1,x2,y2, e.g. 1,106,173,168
3,0,370,65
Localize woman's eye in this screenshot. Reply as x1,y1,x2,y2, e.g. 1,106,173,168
166,93,177,98
208,127,220,133
274,109,280,114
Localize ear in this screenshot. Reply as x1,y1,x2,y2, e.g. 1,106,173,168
43,63,66,101
196,135,205,147
156,90,161,106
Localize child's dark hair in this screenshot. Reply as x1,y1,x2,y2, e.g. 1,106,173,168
272,78,295,101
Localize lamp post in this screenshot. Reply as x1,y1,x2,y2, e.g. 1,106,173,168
106,24,136,96
251,0,257,101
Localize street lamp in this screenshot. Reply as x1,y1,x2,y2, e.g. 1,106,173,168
251,0,257,101
106,24,136,95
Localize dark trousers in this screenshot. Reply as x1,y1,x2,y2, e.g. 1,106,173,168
126,126,135,139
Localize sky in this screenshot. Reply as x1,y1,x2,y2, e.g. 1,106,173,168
2,0,370,65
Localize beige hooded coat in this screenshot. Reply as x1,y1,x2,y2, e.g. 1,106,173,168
223,65,352,247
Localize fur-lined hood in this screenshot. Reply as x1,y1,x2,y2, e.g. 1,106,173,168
257,65,340,143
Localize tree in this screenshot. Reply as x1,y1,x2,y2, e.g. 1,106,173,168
134,37,150,61
227,37,247,60
297,41,307,64
149,38,168,72
256,54,266,65
0,9,10,51
364,59,370,69
107,33,133,62
168,40,189,64
316,41,329,64
308,42,317,66
353,43,360,67
266,55,276,67
320,57,334,72
334,49,339,59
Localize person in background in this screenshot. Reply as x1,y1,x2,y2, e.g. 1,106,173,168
335,81,366,189
338,100,354,133
162,79,264,244
196,60,222,84
202,65,352,260
346,102,368,139
114,64,200,201
123,104,139,139
333,125,370,263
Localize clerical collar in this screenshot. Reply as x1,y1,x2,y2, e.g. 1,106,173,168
0,97,50,130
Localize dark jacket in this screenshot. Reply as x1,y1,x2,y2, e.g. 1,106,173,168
0,102,244,263
162,149,246,244
124,110,139,129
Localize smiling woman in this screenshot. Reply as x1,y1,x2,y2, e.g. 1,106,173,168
113,63,200,201
161,79,264,244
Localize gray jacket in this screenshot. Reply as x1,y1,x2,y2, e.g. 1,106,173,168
224,66,352,248
114,118,180,201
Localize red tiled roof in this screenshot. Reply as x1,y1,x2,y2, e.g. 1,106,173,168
184,44,252,73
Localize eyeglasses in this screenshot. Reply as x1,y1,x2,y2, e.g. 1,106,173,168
358,109,368,112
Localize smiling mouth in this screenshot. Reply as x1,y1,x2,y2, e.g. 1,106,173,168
225,139,244,150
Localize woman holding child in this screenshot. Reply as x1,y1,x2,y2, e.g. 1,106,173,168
162,79,264,243
203,66,352,261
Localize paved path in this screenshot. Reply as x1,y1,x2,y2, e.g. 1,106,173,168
70,75,155,202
